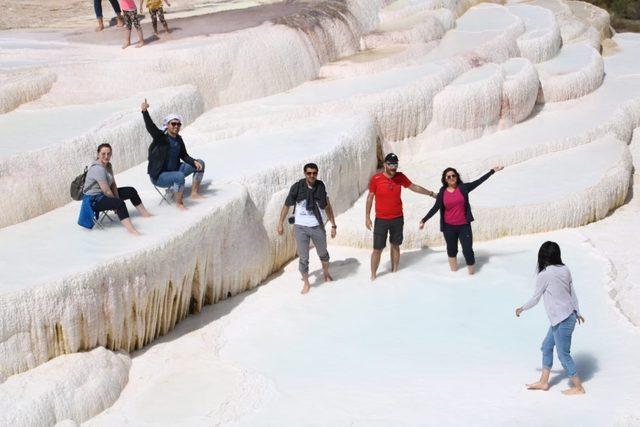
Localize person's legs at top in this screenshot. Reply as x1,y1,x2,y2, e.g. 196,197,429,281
458,224,476,275
527,327,554,390
554,313,585,395
156,7,170,33
179,160,206,199
150,8,159,34
443,224,459,272
117,186,151,217
93,195,139,235
107,0,124,26
94,0,104,30
121,10,133,48
152,171,186,210
294,225,312,294
388,217,404,272
129,10,144,48
309,226,332,282
371,218,389,281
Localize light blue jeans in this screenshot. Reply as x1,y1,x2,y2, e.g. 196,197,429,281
541,312,577,377
151,159,205,193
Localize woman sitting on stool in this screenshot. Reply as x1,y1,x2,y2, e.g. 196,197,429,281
82,143,151,235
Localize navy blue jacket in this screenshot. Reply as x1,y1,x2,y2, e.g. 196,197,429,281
143,111,196,180
421,169,495,231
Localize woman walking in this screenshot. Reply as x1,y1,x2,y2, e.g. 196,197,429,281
82,143,152,235
516,241,586,395
419,166,503,274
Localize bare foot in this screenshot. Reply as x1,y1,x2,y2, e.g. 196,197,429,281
116,16,124,27
176,203,187,211
190,193,206,200
141,213,152,218
370,274,376,281
468,265,476,275
95,23,104,32
164,27,171,34
300,282,310,294
562,386,585,395
324,274,333,282
526,382,550,391
122,42,130,49
154,30,159,36
135,41,144,48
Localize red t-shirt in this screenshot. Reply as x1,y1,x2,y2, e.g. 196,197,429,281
443,187,467,225
369,172,412,219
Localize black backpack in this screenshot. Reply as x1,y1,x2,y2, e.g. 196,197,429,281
70,166,88,201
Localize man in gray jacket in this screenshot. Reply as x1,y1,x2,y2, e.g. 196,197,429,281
277,163,337,294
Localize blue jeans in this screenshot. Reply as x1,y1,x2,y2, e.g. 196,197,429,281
541,312,577,377
151,159,205,193
94,0,121,18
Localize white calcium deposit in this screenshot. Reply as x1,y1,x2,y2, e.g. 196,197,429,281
1,0,640,424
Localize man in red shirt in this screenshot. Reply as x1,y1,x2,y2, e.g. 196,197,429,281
365,153,436,280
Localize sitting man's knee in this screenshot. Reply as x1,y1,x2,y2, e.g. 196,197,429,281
197,159,205,170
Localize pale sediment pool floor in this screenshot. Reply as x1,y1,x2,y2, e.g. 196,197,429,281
86,230,640,426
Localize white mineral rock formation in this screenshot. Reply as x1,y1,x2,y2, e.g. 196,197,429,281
2,2,640,422
0,347,129,426
536,43,604,102
0,116,376,378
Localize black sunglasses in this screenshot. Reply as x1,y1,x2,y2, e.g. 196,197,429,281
305,171,318,176
169,122,182,127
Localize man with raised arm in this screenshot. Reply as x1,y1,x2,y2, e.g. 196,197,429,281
141,99,205,210
366,153,436,280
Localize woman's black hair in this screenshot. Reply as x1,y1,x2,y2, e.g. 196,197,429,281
537,241,564,273
441,167,463,187
96,143,112,156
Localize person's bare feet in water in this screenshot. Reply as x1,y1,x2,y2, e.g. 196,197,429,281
324,273,333,282
135,40,144,48
526,381,550,391
190,192,206,200
301,280,310,294
176,203,187,211
122,41,130,49
562,386,586,395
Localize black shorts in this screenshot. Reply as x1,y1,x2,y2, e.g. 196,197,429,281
373,216,404,250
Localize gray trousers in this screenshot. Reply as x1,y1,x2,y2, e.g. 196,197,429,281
294,225,330,274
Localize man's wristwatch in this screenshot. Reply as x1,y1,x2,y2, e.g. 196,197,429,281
331,225,337,228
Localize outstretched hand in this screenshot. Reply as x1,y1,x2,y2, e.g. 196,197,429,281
419,221,425,230
492,166,504,172
141,98,149,112
515,307,523,317
577,315,585,324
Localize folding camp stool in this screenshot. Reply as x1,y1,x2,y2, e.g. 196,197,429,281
93,210,116,229
154,185,174,205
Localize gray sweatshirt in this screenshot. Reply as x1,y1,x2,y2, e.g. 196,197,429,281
521,264,581,326
83,160,114,196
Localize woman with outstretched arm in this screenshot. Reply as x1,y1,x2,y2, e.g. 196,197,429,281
419,166,503,275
